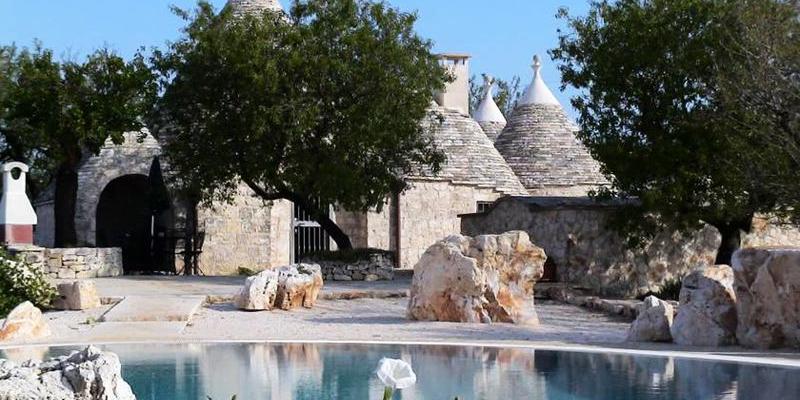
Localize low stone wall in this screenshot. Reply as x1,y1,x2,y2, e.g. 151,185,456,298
462,197,800,299
301,252,395,281
9,246,123,279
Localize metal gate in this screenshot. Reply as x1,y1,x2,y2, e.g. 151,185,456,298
292,201,331,262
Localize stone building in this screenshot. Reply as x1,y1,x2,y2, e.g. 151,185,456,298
494,55,609,196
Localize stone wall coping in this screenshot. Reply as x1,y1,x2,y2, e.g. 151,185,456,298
459,195,641,218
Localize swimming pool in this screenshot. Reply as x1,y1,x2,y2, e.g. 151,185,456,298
2,342,798,399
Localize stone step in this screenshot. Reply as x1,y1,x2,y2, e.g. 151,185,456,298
99,295,205,323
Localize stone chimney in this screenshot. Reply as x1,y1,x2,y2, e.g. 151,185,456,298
0,162,38,245
434,53,471,115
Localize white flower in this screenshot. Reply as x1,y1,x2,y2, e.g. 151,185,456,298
376,358,417,390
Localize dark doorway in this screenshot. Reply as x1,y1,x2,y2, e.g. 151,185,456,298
96,174,173,274
541,258,558,282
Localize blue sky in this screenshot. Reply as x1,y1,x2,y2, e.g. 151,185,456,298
0,0,590,116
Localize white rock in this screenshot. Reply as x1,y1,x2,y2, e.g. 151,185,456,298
234,269,279,311
627,296,674,342
407,231,546,325
671,265,738,347
234,264,324,311
275,264,324,310
0,346,135,400
0,301,51,342
732,248,800,349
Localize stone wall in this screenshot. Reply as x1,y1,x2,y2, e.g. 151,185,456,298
301,252,395,281
9,246,123,279
396,179,507,269
742,215,800,248
461,197,722,298
198,184,285,276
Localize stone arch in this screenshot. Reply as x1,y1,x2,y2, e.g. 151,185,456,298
75,131,164,246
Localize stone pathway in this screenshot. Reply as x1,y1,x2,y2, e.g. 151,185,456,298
65,275,411,300
99,295,206,323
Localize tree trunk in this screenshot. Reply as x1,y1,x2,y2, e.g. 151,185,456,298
242,180,354,251
716,217,753,265
290,194,353,251
54,164,79,247
182,198,200,275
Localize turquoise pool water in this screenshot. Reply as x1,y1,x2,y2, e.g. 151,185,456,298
2,343,798,399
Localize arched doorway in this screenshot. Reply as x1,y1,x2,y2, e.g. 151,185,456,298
96,174,173,274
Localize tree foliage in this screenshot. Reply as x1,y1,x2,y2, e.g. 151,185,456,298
152,0,447,249
0,44,157,246
552,0,800,263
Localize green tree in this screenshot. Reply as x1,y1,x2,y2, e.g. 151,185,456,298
551,0,800,264
0,44,157,246
152,0,447,250
468,74,522,118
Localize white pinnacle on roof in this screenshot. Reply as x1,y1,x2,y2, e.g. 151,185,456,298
519,55,561,106
473,75,507,124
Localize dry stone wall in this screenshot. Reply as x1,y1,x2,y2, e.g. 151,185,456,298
301,252,395,281
9,246,123,279
461,198,721,298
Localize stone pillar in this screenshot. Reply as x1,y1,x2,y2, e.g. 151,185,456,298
0,162,38,245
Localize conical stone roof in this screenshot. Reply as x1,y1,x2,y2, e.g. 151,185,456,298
473,75,507,142
413,105,527,196
227,0,283,17
495,56,608,196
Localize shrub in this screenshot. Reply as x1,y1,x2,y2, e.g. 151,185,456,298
638,277,683,302
0,247,57,317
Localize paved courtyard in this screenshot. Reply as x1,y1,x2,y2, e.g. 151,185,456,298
2,276,798,366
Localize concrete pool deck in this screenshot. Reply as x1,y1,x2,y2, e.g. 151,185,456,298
1,276,798,367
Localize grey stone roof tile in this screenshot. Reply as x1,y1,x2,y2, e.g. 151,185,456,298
495,104,609,195
413,106,528,196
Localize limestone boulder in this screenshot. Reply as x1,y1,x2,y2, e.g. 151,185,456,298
0,301,51,342
234,264,323,311
407,231,546,325
53,281,101,311
671,265,738,347
275,264,324,310
627,296,674,342
235,269,279,311
0,346,135,400
732,248,800,349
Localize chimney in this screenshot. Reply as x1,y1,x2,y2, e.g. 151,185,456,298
0,162,38,246
434,53,471,114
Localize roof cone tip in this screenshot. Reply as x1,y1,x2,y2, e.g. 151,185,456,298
519,54,561,107
473,74,506,124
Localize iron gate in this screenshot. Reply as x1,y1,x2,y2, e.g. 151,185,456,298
292,201,331,262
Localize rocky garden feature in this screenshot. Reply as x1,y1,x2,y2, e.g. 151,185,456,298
0,301,51,342
671,265,738,347
407,231,546,325
733,248,800,349
626,296,674,343
235,264,324,311
301,249,395,281
0,346,135,399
